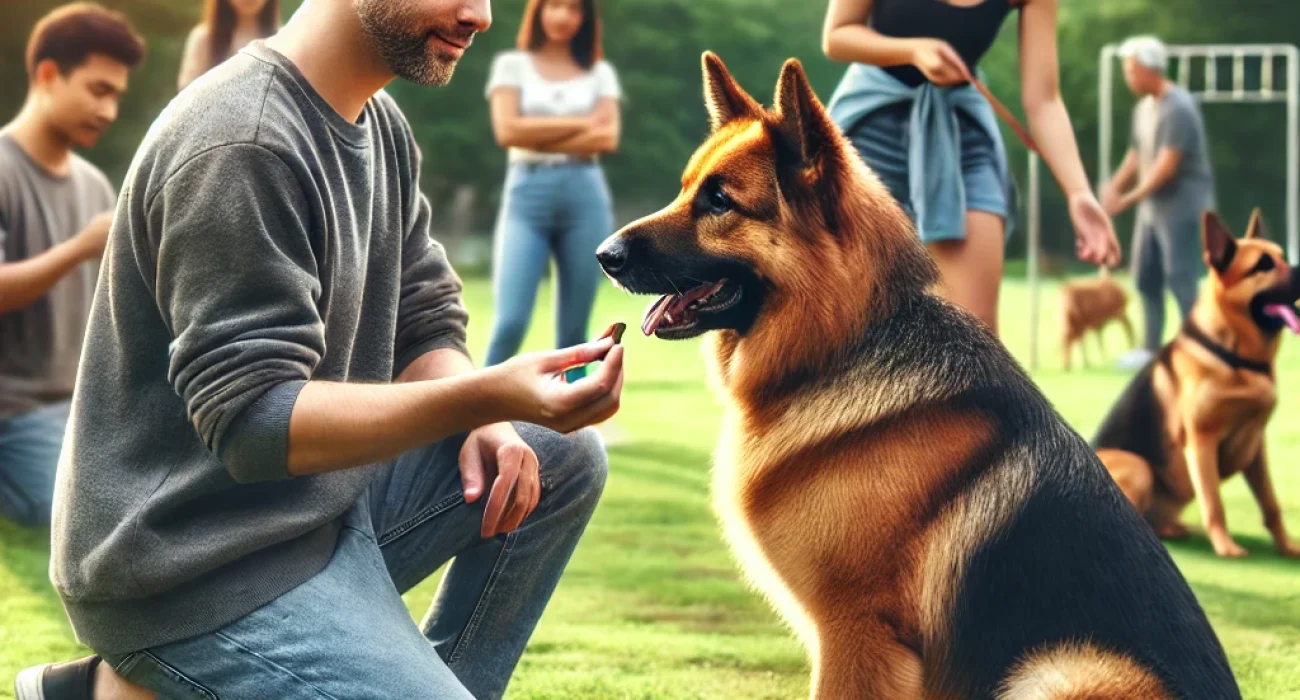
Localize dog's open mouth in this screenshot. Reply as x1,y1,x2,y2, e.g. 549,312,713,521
1263,303,1300,334
641,279,744,339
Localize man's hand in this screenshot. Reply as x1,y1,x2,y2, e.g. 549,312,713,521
1102,188,1140,218
73,211,114,261
1100,182,1126,216
460,422,540,538
459,337,623,538
490,338,625,435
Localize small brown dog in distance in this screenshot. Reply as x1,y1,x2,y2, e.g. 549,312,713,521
1095,210,1300,558
1059,267,1134,370
597,52,1238,700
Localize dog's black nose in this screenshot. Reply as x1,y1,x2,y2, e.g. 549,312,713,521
596,240,628,274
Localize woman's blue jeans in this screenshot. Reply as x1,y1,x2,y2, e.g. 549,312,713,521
484,162,614,381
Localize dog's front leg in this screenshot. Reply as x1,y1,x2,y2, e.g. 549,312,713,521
1185,428,1247,557
1243,446,1300,557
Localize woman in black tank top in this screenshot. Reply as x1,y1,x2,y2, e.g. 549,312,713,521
823,0,1120,335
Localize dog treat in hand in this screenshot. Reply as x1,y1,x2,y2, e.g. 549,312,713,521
602,322,627,344
558,323,626,383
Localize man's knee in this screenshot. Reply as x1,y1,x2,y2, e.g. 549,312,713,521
521,424,607,509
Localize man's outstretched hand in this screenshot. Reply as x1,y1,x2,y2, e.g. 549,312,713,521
464,334,625,537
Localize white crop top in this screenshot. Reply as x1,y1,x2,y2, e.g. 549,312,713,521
485,50,621,162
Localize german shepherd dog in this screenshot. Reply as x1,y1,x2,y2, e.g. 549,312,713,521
1095,210,1300,559
1059,267,1134,371
596,54,1239,699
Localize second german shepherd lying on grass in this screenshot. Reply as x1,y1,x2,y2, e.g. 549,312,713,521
597,53,1238,698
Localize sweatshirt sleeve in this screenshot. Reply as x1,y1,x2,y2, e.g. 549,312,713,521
148,143,324,483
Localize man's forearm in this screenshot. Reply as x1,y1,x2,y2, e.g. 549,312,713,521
0,238,88,315
397,347,475,383
1126,170,1175,203
1108,151,1139,193
1124,148,1181,204
286,368,510,477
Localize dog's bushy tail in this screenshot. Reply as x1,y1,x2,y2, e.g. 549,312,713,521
998,642,1172,700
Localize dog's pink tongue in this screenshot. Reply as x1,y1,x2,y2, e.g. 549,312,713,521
642,296,672,336
1265,304,1300,334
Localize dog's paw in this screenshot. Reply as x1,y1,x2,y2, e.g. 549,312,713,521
1210,534,1249,558
1274,540,1300,558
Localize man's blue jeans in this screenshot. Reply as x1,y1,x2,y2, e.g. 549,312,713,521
101,423,607,700
0,401,70,528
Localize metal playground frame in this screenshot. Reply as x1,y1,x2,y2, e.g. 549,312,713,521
1024,42,1300,371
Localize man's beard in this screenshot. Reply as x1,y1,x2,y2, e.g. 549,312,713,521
356,0,465,87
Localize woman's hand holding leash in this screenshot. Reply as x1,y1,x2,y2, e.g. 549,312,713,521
909,39,969,87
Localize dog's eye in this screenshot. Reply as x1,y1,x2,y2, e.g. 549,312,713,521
697,179,734,217
1250,255,1276,275
708,189,732,214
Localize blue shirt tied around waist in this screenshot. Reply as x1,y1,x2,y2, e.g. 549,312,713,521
826,63,1020,242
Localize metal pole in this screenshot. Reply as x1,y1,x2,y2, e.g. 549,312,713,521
1028,153,1041,372
1289,48,1299,263
1207,51,1218,98
1233,50,1245,100
1263,50,1274,100
1099,46,1114,187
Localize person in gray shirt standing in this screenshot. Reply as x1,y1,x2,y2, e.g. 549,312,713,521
0,3,143,529
17,1,625,700
1103,35,1216,370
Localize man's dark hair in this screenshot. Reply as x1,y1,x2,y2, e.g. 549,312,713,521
26,3,146,79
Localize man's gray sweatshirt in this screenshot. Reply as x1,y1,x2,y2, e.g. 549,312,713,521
50,42,470,654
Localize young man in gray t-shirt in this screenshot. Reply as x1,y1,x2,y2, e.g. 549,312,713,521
1103,35,1216,369
0,4,143,529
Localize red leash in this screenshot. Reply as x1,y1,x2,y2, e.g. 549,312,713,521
970,77,1039,154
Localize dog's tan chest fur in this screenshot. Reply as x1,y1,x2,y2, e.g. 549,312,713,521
1166,350,1277,480
712,410,821,652
710,364,1004,682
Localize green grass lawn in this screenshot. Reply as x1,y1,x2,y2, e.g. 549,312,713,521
3,275,1299,699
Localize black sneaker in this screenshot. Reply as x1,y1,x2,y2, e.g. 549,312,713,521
14,655,100,700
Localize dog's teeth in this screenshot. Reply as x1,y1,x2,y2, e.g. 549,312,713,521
665,312,674,324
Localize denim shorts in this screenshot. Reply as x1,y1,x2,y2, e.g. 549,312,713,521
846,102,1007,242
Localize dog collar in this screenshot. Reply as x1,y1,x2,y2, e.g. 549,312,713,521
1180,321,1273,376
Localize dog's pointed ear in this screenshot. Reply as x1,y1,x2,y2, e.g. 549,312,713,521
702,52,760,132
1245,207,1267,239
773,58,838,169
1203,210,1238,273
